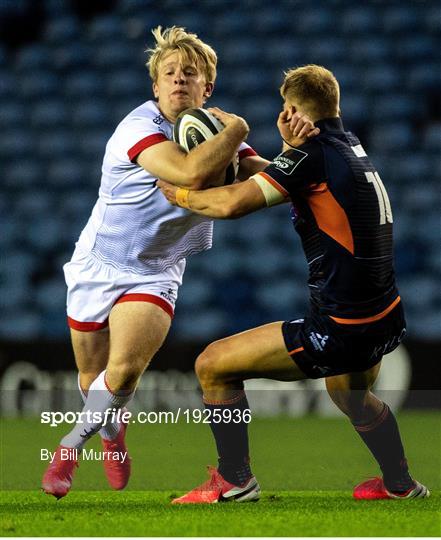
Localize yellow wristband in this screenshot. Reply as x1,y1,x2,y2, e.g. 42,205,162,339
176,188,191,208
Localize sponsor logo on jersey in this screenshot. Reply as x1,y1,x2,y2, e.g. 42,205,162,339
160,288,176,303
153,114,165,125
309,332,329,352
272,149,308,176
370,328,406,360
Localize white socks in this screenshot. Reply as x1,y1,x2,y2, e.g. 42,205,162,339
61,371,133,449
77,374,123,441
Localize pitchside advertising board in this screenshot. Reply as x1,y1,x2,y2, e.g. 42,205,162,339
0,340,439,416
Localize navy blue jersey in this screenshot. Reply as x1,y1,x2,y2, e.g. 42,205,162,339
260,117,400,321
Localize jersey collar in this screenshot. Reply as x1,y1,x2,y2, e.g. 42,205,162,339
315,117,344,132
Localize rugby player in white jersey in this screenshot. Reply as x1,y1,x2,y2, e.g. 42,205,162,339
40,26,281,499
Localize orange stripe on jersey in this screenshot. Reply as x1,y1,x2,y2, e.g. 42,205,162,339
257,172,289,197
307,182,354,254
288,346,304,356
330,296,401,325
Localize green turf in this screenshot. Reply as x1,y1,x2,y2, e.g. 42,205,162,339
1,412,440,536
0,490,439,537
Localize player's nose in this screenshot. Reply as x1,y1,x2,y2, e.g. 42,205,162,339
174,68,186,83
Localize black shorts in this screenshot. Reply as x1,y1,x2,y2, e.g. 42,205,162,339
282,300,406,379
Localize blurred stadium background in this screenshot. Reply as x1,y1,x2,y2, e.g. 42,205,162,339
0,0,440,413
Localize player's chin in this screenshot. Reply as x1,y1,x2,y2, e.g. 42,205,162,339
171,96,199,112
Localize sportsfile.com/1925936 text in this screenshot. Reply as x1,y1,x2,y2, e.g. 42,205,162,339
40,408,252,427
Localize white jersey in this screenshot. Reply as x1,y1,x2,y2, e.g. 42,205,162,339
75,100,256,275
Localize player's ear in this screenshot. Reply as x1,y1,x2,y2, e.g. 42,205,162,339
152,82,159,99
286,104,298,121
203,82,214,101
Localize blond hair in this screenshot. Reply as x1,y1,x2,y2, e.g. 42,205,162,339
280,64,340,119
146,26,217,84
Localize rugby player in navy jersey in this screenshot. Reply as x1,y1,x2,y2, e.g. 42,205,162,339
158,65,429,503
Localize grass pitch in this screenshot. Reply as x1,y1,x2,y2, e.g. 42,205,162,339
1,412,440,536
1,490,440,537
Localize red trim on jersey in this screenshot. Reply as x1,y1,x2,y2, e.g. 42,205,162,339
114,293,174,318
127,133,168,162
238,147,258,160
67,317,109,332
257,171,290,197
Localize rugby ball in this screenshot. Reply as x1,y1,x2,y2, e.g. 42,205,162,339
173,107,239,185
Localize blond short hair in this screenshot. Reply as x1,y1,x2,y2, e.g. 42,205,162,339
146,26,217,84
280,65,340,119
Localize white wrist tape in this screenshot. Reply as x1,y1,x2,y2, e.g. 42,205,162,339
252,174,288,207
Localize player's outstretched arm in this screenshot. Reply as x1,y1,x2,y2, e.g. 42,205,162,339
236,156,270,181
137,109,249,190
157,175,287,219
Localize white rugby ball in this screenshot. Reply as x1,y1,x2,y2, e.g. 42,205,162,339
173,107,239,185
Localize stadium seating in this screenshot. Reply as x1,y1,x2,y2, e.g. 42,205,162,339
261,37,305,67
43,15,80,44
15,43,53,71
0,100,27,128
86,14,124,42
71,101,109,127
20,71,60,100
0,0,439,341
52,43,93,71
31,100,68,128
4,161,44,189
341,6,377,34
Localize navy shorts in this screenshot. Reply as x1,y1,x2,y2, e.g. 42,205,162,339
282,300,406,379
